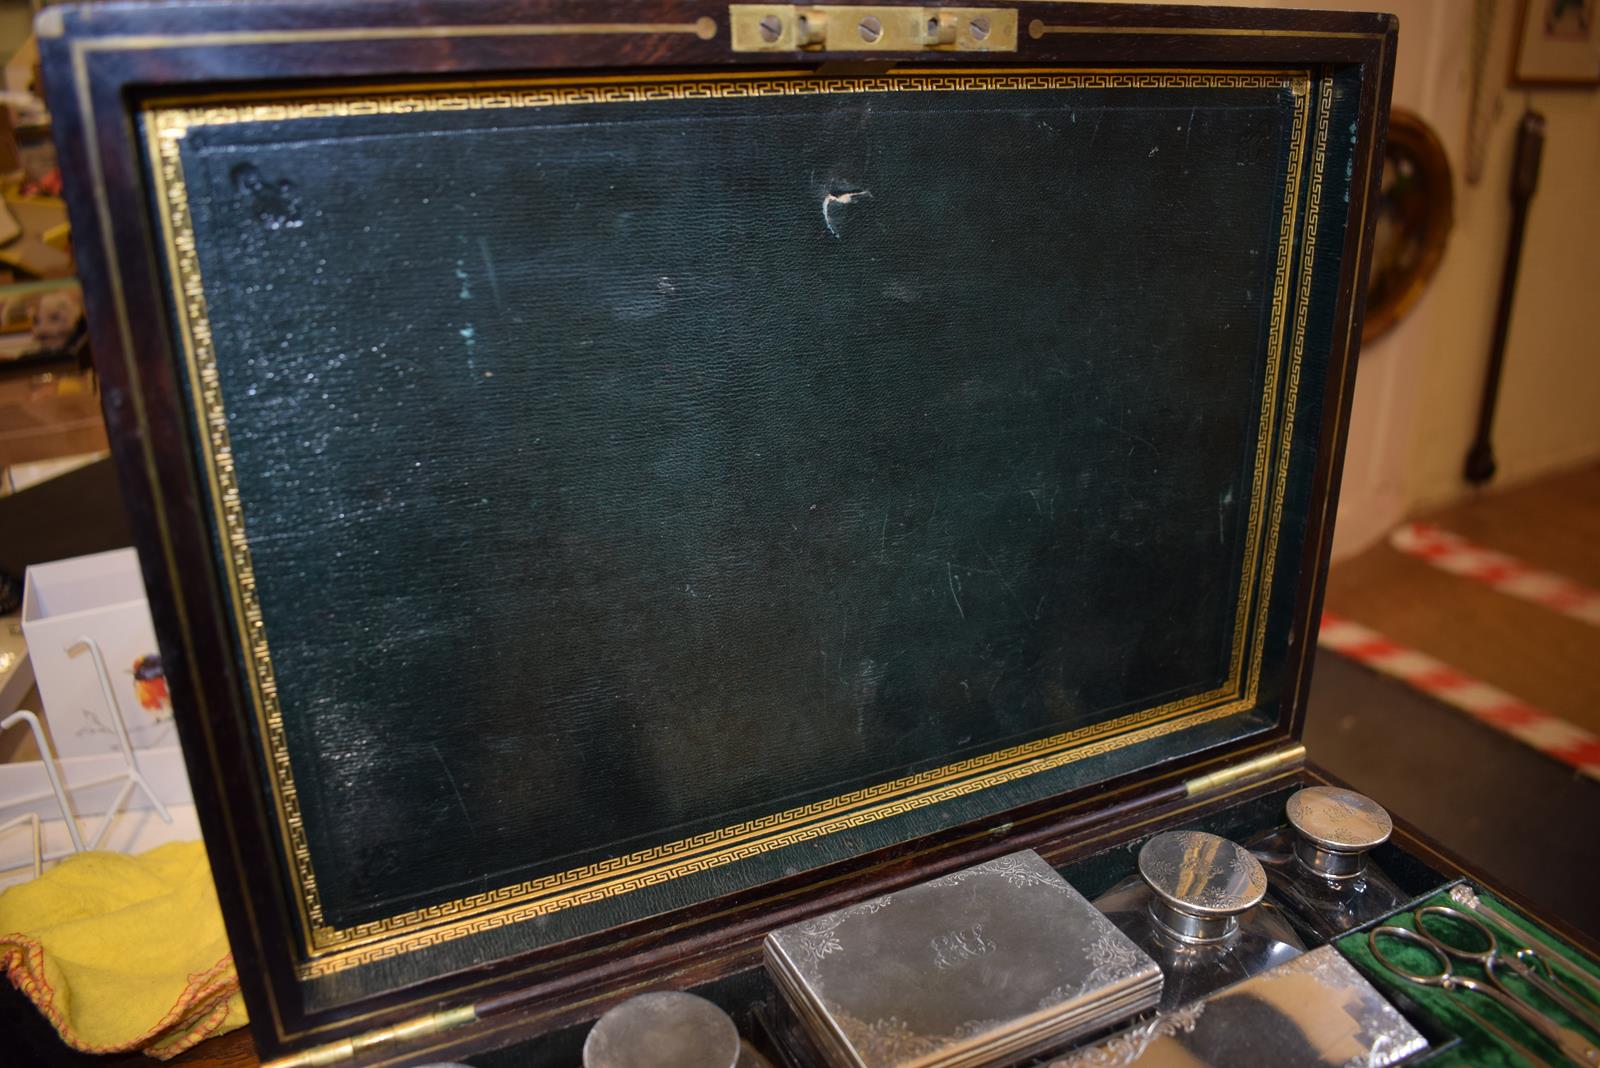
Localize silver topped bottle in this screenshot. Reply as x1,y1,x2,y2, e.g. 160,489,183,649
1252,787,1408,939
1093,830,1305,1010
1288,786,1392,876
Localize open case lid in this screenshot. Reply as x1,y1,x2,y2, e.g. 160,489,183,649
40,0,1396,1060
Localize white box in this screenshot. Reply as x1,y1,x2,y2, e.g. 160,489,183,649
0,744,193,821
20,548,180,759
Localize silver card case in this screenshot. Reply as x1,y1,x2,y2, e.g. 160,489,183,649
764,850,1162,1068
1051,945,1427,1067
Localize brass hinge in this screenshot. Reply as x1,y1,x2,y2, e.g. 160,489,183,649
265,1004,478,1068
1183,744,1306,798
730,5,1018,52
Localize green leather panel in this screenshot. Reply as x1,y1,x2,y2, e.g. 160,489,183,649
1339,888,1600,1067
151,71,1344,976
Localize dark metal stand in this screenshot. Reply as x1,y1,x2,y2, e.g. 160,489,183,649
1464,110,1545,486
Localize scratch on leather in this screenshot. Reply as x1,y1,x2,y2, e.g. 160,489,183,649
823,189,871,237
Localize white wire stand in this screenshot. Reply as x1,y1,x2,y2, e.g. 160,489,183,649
0,811,41,878
67,635,173,848
0,708,82,877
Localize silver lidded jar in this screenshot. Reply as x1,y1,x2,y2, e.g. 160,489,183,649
1093,830,1306,1010
1252,786,1407,939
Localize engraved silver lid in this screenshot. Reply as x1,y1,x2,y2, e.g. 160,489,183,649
582,991,741,1068
1286,787,1391,878
1137,830,1267,942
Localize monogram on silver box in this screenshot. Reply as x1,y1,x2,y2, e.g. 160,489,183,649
763,849,1162,1068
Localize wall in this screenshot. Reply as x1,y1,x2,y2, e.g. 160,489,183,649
1126,1,1600,558
1405,3,1600,512
1324,0,1464,558
1323,0,1600,551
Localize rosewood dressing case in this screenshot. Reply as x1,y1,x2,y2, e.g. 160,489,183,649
40,2,1591,1065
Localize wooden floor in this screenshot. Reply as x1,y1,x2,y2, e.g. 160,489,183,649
1324,462,1600,734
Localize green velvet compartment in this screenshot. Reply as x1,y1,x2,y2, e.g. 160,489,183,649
1337,886,1600,1067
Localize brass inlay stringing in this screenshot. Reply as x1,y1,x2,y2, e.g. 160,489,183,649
142,68,1318,977
1026,20,1386,41
47,14,721,44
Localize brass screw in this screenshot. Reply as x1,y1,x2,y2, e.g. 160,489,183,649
858,15,883,42
758,14,782,42
969,15,991,40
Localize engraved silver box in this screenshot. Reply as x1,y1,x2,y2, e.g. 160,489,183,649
763,850,1162,1068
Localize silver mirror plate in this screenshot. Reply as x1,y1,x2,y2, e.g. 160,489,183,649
1051,945,1427,1067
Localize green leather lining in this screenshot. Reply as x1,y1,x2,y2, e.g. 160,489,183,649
1339,888,1600,1067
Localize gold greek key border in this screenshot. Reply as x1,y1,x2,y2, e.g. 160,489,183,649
141,68,1314,977
306,693,1259,976
1226,72,1309,684
1248,76,1333,697
144,70,1304,135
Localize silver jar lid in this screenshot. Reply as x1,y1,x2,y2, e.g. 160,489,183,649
1138,830,1267,942
1286,787,1391,878
582,991,741,1068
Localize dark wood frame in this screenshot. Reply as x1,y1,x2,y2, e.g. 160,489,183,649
39,2,1398,1063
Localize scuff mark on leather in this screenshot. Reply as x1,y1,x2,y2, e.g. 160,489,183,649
823,189,871,237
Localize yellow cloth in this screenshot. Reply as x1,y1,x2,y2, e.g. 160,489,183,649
0,841,247,1059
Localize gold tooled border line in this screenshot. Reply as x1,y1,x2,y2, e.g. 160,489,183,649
1248,75,1333,697
141,68,1314,976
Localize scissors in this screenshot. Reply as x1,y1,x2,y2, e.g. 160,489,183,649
1415,906,1600,1038
1450,885,1600,1010
1369,921,1600,1067
1365,927,1552,1068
